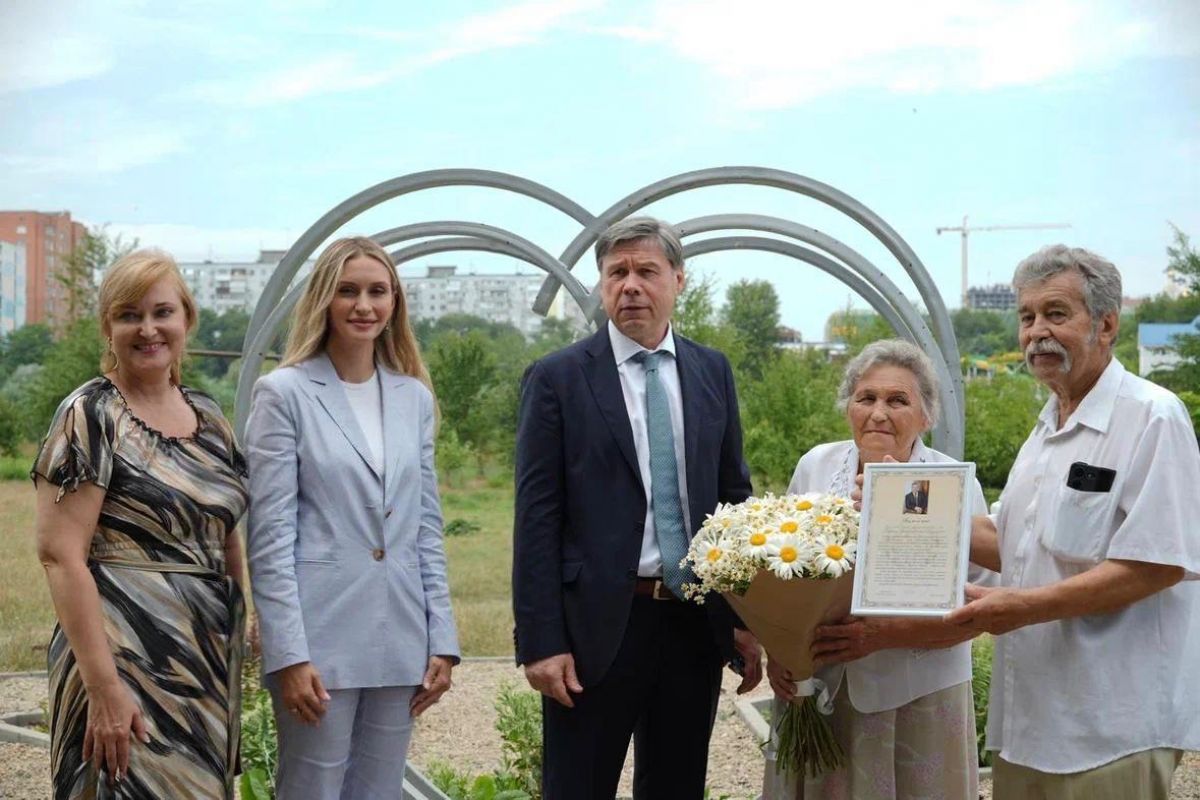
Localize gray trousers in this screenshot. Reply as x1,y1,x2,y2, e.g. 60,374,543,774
271,685,418,800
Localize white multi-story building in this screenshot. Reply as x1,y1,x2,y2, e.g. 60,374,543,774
178,250,313,315
179,253,594,337
0,240,28,334
402,265,590,337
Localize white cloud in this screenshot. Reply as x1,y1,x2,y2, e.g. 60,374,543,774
183,0,605,107
98,223,305,263
0,1,115,93
635,0,1200,109
1,129,186,176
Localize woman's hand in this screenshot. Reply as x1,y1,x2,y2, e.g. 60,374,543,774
811,615,893,668
766,655,796,702
850,454,899,510
411,656,454,717
82,679,149,784
277,662,330,725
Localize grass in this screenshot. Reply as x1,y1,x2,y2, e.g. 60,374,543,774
0,480,55,672
0,474,518,671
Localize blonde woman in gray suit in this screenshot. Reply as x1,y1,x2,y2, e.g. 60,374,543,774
245,237,460,799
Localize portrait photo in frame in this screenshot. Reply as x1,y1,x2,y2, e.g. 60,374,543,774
851,461,976,617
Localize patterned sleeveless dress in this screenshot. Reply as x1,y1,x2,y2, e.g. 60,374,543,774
32,377,248,800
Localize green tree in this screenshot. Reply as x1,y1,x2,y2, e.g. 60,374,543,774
427,332,498,453
57,226,136,326
23,317,104,441
671,272,745,369
951,309,1018,358
193,308,251,378
0,322,53,384
824,307,895,352
722,279,781,378
738,349,848,490
1166,223,1200,294
0,393,21,455
964,373,1046,491
1150,227,1200,392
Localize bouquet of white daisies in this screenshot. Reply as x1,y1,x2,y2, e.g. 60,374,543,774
683,492,859,777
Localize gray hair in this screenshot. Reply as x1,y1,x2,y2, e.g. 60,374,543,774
594,216,684,271
836,339,940,430
1012,245,1122,321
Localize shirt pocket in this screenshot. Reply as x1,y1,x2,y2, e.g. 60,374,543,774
1042,487,1116,564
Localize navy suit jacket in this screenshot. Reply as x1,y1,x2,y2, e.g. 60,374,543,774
512,326,753,687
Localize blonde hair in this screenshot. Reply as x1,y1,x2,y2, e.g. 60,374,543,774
98,248,198,385
281,237,433,393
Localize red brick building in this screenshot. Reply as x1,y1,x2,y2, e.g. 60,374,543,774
0,211,88,326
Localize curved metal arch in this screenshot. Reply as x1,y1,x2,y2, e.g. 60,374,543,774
683,236,959,455
234,220,594,435
244,169,599,352
531,166,963,435
672,213,962,432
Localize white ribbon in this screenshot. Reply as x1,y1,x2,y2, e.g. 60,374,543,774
791,676,835,715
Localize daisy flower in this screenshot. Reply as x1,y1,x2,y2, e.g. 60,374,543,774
814,534,856,578
765,534,811,579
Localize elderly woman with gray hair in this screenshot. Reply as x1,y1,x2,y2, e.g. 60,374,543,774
766,339,990,800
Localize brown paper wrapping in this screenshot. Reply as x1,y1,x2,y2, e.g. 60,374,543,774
724,570,855,681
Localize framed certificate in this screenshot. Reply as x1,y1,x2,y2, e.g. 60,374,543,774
851,461,975,617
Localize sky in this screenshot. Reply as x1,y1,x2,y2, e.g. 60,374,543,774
2,0,1198,339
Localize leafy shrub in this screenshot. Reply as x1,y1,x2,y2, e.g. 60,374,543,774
427,682,542,800
445,518,482,537
971,636,994,767
494,682,542,798
239,656,278,800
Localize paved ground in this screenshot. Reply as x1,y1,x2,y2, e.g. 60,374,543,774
3,669,1198,799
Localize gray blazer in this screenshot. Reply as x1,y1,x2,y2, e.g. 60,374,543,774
245,353,460,689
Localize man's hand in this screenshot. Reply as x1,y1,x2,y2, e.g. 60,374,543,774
731,628,763,694
524,653,583,708
943,583,1036,635
811,615,892,668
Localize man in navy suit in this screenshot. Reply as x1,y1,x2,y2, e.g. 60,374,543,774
513,217,762,799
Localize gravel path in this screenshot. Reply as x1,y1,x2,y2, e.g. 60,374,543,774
2,668,1198,799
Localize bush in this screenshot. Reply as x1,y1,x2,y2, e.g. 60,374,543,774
971,636,994,768
239,656,278,800
445,518,482,537
964,373,1045,491
427,682,542,800
494,682,542,798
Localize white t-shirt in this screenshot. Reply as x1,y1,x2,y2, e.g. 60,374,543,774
988,357,1200,772
788,438,990,713
340,371,384,475
608,320,691,578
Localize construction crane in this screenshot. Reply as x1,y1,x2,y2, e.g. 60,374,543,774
936,216,1072,308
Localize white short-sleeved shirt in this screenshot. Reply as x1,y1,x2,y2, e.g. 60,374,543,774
608,321,691,578
788,438,991,713
988,357,1200,772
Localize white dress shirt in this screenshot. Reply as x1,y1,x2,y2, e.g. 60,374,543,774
340,371,384,474
788,438,990,713
608,321,691,578
988,357,1200,772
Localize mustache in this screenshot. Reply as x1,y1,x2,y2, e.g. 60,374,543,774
1025,338,1072,373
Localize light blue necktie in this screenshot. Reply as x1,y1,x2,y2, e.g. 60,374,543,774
633,350,692,598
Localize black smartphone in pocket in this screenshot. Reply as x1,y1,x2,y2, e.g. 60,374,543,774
1066,461,1116,493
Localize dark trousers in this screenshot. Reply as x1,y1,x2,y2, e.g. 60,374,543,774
542,596,724,800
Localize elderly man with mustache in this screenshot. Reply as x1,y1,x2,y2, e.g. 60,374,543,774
946,245,1200,800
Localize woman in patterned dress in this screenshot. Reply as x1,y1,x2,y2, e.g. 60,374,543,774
766,340,990,800
32,249,247,799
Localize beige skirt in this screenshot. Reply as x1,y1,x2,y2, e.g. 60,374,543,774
777,680,978,800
